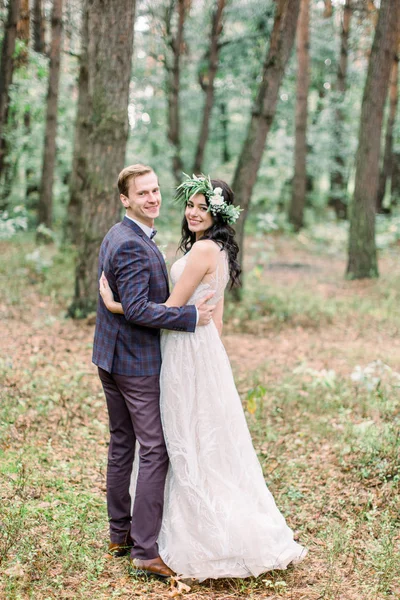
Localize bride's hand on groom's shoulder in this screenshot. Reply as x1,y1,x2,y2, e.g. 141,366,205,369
99,271,114,309
99,274,124,314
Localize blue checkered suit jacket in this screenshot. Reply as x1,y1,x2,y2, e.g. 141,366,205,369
92,217,197,376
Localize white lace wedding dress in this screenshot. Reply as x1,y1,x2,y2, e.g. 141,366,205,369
157,249,306,580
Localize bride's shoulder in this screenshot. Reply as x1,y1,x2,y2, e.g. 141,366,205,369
188,240,220,270
191,239,221,256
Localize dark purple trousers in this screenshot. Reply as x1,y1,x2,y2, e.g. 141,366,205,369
98,367,169,560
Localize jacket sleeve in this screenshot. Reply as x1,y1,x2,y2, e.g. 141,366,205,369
113,239,197,332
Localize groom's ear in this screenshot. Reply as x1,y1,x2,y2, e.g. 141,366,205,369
120,194,129,208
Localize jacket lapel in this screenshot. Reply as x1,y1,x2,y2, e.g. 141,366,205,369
121,217,169,286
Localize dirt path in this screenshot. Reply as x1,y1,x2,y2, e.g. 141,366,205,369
4,297,399,400
225,323,400,381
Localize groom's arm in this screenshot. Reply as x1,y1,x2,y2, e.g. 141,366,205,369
113,240,197,332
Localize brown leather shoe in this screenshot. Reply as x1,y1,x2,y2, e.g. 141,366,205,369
130,556,175,579
108,533,133,557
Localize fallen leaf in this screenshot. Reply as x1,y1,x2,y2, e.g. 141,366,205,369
168,576,192,597
4,562,25,578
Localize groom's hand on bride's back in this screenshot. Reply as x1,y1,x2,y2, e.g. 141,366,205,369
196,292,216,326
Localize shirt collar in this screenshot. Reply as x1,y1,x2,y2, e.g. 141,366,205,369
125,214,154,239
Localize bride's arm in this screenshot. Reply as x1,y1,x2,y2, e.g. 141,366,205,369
164,241,216,307
100,241,217,314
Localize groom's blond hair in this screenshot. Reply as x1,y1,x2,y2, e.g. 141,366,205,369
118,164,155,197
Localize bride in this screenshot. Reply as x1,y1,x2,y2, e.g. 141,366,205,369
100,174,307,580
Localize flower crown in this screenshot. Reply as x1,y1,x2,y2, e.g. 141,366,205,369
175,173,242,225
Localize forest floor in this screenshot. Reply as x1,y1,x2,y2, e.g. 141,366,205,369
1,232,399,600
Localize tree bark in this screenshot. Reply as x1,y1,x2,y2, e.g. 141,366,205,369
164,0,187,184
391,152,400,203
288,0,310,232
347,0,400,279
192,0,225,173
231,0,301,281
17,0,30,42
65,6,89,244
323,0,333,18
0,0,21,180
376,41,399,213
69,0,136,317
15,0,29,66
33,0,46,54
220,101,230,163
37,0,63,230
329,0,351,220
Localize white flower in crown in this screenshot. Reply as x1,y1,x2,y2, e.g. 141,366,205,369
210,190,224,206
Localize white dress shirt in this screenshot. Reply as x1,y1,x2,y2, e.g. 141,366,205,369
125,214,155,238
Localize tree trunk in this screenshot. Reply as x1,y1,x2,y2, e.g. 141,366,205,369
231,0,301,283
328,0,351,220
17,0,30,38
323,0,333,18
0,0,21,181
220,101,230,163
391,152,400,203
288,0,310,232
16,0,30,67
165,0,187,184
347,0,400,279
37,0,63,230
33,0,46,54
65,6,89,244
376,42,399,213
192,0,225,173
69,0,136,317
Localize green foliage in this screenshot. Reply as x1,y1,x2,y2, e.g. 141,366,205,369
1,0,397,242
0,233,76,307
0,205,28,239
4,47,77,225
225,265,337,331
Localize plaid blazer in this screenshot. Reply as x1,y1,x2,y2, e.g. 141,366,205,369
92,217,197,376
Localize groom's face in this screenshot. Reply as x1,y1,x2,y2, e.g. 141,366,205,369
120,171,162,226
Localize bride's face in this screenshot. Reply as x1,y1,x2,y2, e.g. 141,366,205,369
185,193,214,236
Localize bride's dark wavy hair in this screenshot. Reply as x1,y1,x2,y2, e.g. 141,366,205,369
178,179,241,289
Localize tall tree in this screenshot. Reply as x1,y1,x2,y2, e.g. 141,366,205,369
65,6,89,244
329,0,351,220
231,0,301,278
69,0,136,317
37,0,63,230
192,0,226,173
17,0,29,39
323,0,332,18
16,0,29,66
392,152,400,203
164,0,188,184
347,0,400,279
33,0,46,54
376,40,399,213
219,101,229,163
0,0,21,182
288,0,310,231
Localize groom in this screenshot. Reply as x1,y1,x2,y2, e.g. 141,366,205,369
92,164,214,578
